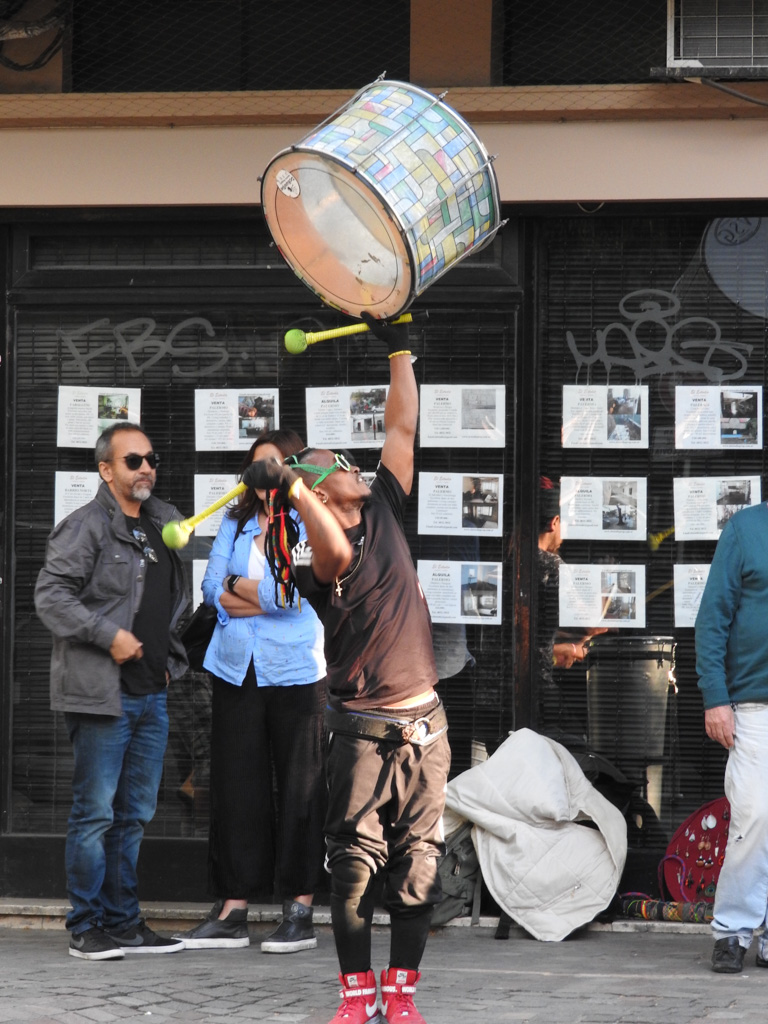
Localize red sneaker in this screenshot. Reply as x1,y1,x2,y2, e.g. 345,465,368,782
379,967,426,1023
328,970,382,1024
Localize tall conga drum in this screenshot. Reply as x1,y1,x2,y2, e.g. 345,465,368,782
260,78,502,319
584,635,676,788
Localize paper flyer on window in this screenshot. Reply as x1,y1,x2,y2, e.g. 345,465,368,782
675,385,762,449
193,474,240,537
419,385,506,448
560,476,647,541
417,561,502,625
194,389,279,451
673,476,762,540
674,564,710,628
562,385,648,449
305,385,389,449
418,472,503,536
57,386,142,449
559,563,646,629
54,471,101,525
192,560,207,612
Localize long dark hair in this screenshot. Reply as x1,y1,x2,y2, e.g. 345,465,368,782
228,428,306,607
228,428,306,535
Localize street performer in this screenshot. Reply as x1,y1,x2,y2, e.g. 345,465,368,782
242,313,449,1024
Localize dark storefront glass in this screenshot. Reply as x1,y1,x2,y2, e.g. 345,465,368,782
2,218,518,896
532,214,766,868
4,209,760,897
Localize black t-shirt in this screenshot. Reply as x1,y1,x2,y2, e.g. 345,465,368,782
292,463,437,710
121,512,173,695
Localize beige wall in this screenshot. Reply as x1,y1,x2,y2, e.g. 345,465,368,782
0,118,766,207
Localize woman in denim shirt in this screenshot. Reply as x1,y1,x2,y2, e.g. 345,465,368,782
175,429,326,954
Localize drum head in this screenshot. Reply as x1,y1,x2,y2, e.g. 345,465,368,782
703,217,768,320
262,151,414,320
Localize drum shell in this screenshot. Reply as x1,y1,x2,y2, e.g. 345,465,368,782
585,636,675,765
260,79,501,319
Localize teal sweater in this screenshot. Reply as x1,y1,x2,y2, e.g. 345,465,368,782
696,502,768,710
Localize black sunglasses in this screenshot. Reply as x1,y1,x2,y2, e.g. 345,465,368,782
121,452,160,470
132,526,158,564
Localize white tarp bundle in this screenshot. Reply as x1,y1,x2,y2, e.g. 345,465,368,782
444,728,628,941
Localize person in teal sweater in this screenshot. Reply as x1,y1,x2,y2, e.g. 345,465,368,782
695,502,768,975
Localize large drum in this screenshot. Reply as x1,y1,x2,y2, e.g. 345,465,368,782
260,78,502,319
585,635,676,766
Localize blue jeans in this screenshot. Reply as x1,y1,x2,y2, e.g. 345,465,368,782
712,702,768,953
64,691,169,935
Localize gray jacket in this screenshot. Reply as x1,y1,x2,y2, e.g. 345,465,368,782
35,482,189,716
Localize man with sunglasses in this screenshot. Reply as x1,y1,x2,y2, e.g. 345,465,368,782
242,314,449,1024
35,423,188,961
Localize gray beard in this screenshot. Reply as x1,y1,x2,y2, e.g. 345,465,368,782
131,481,154,502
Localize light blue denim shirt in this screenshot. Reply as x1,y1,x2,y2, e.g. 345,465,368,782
201,511,325,687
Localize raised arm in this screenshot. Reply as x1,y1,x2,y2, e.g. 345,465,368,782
361,312,418,495
286,480,355,583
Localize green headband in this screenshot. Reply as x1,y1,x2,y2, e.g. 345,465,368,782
290,461,337,490
286,451,354,490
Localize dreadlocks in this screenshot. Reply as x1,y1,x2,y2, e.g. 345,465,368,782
264,487,301,608
228,428,305,607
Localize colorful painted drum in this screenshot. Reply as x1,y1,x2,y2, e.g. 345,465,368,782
260,79,502,319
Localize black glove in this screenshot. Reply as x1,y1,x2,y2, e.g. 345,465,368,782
242,456,297,496
361,311,411,356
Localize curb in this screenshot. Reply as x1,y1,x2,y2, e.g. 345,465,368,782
0,898,712,936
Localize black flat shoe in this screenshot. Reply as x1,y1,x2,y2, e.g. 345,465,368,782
712,937,746,974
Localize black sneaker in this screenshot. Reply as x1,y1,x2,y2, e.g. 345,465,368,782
172,900,249,949
69,926,125,961
108,918,185,954
260,900,317,954
712,937,747,974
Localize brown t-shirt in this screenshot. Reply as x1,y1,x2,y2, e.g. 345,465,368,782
292,463,437,710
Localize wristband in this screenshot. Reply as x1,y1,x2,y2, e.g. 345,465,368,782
227,575,241,594
388,349,412,359
288,477,303,501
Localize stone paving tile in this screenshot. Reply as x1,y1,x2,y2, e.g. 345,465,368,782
77,1010,118,1023
4,924,768,1024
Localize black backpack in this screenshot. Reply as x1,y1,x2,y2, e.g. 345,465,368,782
432,821,482,926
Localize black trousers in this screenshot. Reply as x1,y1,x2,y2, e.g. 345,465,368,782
325,727,451,972
208,667,327,900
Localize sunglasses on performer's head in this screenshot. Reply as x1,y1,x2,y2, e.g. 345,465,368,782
286,449,356,490
121,452,160,471
132,526,158,563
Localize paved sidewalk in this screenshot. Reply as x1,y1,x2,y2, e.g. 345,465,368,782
0,921,766,1024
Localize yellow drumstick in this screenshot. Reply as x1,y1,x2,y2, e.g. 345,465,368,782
648,526,675,551
284,313,414,354
162,482,247,549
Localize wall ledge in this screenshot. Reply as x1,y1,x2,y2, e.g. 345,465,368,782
1,82,768,129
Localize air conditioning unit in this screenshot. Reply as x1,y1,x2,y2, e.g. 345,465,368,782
656,0,768,78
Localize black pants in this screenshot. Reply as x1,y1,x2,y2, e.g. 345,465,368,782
208,668,327,900
325,727,451,972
